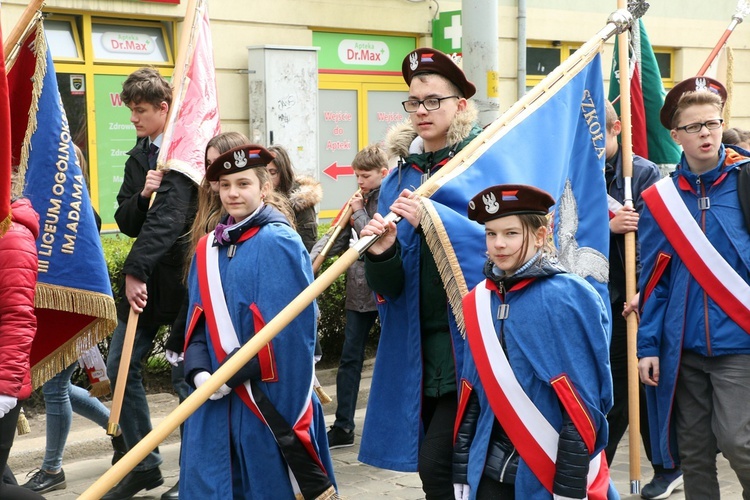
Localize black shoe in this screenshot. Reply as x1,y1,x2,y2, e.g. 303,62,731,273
111,434,128,465
327,426,354,449
101,467,163,500
161,480,179,500
21,468,66,493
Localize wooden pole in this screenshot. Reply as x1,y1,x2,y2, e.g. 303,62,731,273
312,190,360,273
616,0,641,493
106,308,138,436
3,0,44,70
80,9,636,498
108,0,202,435
696,1,750,76
156,0,201,171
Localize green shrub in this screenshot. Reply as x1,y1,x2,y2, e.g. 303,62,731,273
314,223,380,367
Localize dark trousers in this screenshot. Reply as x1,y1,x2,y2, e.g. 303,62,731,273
0,404,43,499
419,392,457,500
333,309,378,432
605,303,656,467
477,477,515,499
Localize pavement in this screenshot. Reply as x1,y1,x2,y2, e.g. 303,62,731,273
9,358,745,499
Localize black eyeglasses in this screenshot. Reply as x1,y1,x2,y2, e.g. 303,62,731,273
402,95,459,113
675,119,723,134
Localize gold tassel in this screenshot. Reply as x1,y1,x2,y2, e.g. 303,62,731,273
315,486,340,499
88,379,111,398
0,213,11,238
17,408,31,435
314,385,332,405
418,198,470,337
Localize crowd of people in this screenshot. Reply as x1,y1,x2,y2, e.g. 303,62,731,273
2,45,749,500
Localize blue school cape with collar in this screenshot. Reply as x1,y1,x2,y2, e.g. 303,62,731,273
358,162,466,472
462,274,616,498
180,216,335,499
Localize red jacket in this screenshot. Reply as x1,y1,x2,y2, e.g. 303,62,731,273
0,198,39,400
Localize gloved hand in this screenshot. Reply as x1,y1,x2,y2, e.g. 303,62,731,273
210,383,232,401
349,228,359,248
0,395,18,419
193,371,211,389
553,495,584,500
453,483,469,500
165,349,184,367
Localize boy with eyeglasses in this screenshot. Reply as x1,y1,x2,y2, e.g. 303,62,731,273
637,76,750,498
357,48,481,499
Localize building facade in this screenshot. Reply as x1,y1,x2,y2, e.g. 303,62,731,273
2,0,747,226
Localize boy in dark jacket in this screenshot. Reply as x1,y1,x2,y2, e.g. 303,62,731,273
104,67,197,500
310,144,388,448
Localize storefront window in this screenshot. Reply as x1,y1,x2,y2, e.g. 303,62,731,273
91,21,171,64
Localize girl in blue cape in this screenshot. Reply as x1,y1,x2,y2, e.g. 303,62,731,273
181,144,336,499
453,184,617,500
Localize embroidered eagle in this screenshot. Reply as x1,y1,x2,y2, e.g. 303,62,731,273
557,179,609,283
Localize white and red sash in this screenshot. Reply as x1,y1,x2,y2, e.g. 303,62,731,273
463,282,609,498
195,234,319,496
643,178,750,333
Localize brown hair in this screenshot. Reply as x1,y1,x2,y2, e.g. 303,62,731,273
723,127,742,146
507,213,555,272
267,145,296,196
671,91,723,129
352,144,388,172
184,132,251,279
412,72,464,98
121,67,172,108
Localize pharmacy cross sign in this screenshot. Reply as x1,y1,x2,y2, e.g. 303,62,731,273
433,11,463,54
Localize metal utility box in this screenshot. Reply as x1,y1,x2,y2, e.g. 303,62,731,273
247,45,320,178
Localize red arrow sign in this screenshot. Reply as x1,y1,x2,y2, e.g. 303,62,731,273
323,162,354,180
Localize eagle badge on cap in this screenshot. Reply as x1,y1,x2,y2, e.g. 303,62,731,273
483,192,499,214
233,149,248,168
409,52,419,71
695,77,707,92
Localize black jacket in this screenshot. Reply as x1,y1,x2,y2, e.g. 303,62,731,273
115,138,198,328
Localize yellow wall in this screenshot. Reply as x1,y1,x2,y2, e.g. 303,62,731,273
3,0,750,130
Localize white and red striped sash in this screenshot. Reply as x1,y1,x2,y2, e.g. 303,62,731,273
463,283,608,496
195,234,318,495
643,178,750,333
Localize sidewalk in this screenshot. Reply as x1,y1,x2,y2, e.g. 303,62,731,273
10,359,744,499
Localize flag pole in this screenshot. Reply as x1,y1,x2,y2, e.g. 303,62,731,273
696,0,750,76
79,8,639,498
156,0,201,171
312,189,360,273
107,0,202,436
3,0,44,71
616,0,642,494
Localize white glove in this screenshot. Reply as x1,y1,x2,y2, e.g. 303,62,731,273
193,371,211,388
165,349,184,367
553,495,584,500
0,395,18,419
349,228,359,248
453,483,469,500
209,384,232,401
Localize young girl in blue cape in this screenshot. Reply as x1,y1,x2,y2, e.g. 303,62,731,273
180,144,336,499
453,184,617,500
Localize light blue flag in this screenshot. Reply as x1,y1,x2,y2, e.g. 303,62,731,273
423,53,610,333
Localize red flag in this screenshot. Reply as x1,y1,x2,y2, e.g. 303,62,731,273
158,0,221,183
0,27,12,237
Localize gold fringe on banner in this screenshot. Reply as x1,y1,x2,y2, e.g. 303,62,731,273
31,283,117,389
418,198,471,338
12,22,47,199
724,47,735,126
